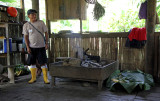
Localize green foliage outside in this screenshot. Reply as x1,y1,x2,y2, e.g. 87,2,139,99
0,0,16,3
1,0,160,33
156,0,160,32
51,20,82,33
0,0,20,8
51,0,148,33
105,10,145,32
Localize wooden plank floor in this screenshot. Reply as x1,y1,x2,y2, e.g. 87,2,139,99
0,74,160,101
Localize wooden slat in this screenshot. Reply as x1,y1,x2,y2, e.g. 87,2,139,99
61,38,68,57
118,37,124,70
49,38,54,62
69,38,76,57
158,37,160,78
154,36,159,78
54,38,60,58
95,38,99,56
90,38,94,55
83,38,90,55
101,38,107,59
110,38,118,60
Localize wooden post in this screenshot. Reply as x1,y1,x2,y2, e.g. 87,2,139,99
79,0,82,34
45,0,51,64
45,0,50,35
32,0,39,20
6,24,15,83
145,0,157,75
20,0,25,21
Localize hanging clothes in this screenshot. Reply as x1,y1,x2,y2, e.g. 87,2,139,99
128,27,147,41
139,1,147,19
138,1,159,24
125,27,147,48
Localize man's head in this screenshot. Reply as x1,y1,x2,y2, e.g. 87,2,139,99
27,9,37,22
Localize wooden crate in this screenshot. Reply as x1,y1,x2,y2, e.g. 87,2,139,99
49,60,118,90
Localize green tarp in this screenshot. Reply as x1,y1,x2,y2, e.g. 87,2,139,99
106,70,154,93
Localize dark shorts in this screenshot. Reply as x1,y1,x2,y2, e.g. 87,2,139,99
27,47,47,65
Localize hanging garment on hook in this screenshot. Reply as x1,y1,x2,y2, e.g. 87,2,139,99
139,1,147,19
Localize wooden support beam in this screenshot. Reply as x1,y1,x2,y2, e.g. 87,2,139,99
20,0,25,21
79,0,82,34
32,0,39,20
5,23,15,83
45,0,51,64
145,0,157,75
45,0,50,35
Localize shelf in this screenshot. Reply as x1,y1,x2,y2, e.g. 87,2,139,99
12,37,23,41
0,51,28,54
0,22,23,28
0,22,23,25
0,52,28,58
0,53,7,58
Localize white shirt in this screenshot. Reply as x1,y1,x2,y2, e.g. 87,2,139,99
23,20,48,48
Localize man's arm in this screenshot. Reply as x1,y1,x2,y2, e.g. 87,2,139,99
45,32,49,50
24,35,31,53
45,32,48,43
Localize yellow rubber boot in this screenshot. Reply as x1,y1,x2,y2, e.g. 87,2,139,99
28,68,37,84
42,68,50,84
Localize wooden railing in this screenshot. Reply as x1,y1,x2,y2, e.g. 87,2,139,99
50,32,147,71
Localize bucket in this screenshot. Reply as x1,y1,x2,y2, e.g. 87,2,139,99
18,44,22,52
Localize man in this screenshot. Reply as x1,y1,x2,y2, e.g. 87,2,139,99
23,9,50,84
22,21,42,76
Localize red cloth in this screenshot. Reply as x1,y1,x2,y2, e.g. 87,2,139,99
128,27,147,41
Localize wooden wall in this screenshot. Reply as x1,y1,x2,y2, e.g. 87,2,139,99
46,0,87,20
